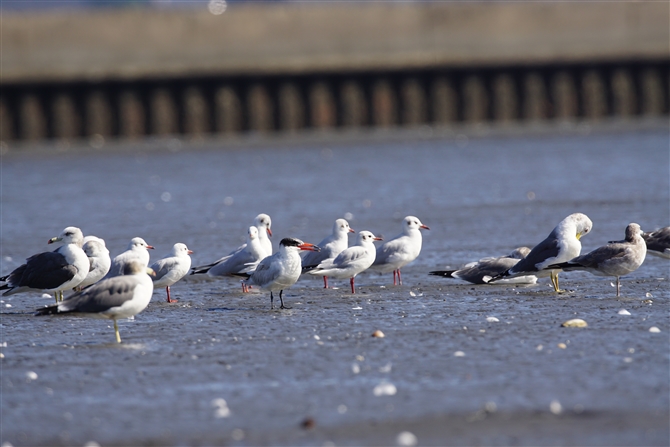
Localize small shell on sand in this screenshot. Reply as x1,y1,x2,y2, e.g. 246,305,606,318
372,330,385,338
561,319,588,328
649,327,661,333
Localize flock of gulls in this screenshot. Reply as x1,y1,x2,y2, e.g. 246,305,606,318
1,212,667,343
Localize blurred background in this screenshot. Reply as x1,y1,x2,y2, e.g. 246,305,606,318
0,1,668,146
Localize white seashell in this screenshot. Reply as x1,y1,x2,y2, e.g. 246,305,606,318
211,398,231,418
454,351,465,357
486,316,499,323
372,330,385,338
25,371,38,381
549,400,562,415
373,381,397,396
649,327,661,333
396,431,418,446
618,309,631,316
561,318,588,328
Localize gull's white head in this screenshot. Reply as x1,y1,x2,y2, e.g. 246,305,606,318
83,238,109,257
172,242,193,257
83,235,106,248
248,226,259,241
403,216,430,233
255,214,272,238
357,230,383,245
48,226,84,247
129,237,155,251
564,213,592,240
334,218,355,236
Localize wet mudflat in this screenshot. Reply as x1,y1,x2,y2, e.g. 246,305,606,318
1,122,669,446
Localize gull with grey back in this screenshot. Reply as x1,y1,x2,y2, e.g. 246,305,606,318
429,247,537,285
547,223,647,297
489,213,593,292
35,260,155,343
1,227,90,302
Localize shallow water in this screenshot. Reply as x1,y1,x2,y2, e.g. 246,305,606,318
1,124,669,446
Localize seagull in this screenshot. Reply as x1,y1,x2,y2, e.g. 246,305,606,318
429,247,537,285
253,213,274,257
489,213,593,292
308,230,382,293
1,226,90,303
35,260,154,343
76,236,111,290
236,237,319,309
104,237,154,279
302,218,355,288
150,243,193,303
546,223,647,297
369,216,429,286
641,226,670,259
191,226,267,292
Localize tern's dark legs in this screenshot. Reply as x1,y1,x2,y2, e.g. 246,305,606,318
350,277,355,294
323,276,328,289
279,290,291,309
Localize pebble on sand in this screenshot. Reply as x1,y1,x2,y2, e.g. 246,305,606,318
649,327,661,333
372,329,385,338
561,319,588,328
396,431,418,446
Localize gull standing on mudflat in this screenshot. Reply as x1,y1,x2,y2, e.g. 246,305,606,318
308,230,382,293
0,226,89,303
302,218,355,288
77,236,111,290
429,247,537,285
546,223,647,297
104,237,154,279
150,243,193,303
191,226,267,292
236,237,319,310
489,213,593,292
370,216,429,286
641,226,670,259
35,260,154,343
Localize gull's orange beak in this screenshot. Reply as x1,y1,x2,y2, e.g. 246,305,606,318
187,249,194,255
374,236,383,241
298,242,320,252
267,228,273,237
420,225,430,230
349,228,355,233
147,245,155,250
